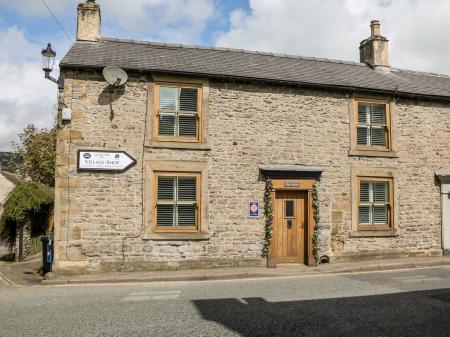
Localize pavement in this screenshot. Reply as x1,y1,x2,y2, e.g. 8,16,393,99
0,255,43,286
2,265,450,336
1,255,450,287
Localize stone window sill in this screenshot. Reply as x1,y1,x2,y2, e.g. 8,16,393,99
142,232,210,241
147,141,211,151
350,230,398,238
348,149,397,158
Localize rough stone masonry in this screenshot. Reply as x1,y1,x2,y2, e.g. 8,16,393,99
53,70,450,272
52,1,450,273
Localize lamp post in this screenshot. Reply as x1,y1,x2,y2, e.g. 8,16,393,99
41,43,58,84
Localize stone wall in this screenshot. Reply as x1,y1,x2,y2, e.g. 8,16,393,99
14,222,31,262
54,70,450,272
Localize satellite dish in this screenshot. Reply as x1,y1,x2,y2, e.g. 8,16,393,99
103,66,128,87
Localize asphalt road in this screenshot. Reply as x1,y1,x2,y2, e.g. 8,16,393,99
1,266,450,337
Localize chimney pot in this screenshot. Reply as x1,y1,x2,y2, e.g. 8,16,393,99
370,20,381,36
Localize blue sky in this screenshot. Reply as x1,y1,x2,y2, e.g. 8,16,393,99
0,0,450,150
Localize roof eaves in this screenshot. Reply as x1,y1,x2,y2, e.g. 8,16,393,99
59,62,450,102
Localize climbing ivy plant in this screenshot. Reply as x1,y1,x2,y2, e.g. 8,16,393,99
262,178,273,257
312,183,320,263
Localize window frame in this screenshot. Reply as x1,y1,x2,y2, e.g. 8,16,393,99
357,176,393,231
353,98,392,152
153,82,203,143
152,171,201,233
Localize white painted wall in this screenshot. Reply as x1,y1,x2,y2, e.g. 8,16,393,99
0,173,15,216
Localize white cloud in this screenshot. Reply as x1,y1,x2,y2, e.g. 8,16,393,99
0,0,71,16
0,0,217,44
216,0,450,74
101,0,216,43
0,27,56,151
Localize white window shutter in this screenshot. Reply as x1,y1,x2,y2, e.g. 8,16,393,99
371,127,386,146
357,103,368,124
157,204,175,226
178,177,196,201
359,205,371,224
373,205,388,224
357,127,368,145
158,114,176,136
360,181,370,202
179,88,198,112
178,115,197,137
373,182,388,202
371,104,386,124
157,177,175,200
159,87,178,110
177,205,196,226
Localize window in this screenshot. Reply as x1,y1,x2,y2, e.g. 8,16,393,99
155,84,201,141
284,200,295,218
154,173,200,231
356,101,390,149
358,178,393,230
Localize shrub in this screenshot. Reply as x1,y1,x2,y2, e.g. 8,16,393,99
0,181,54,250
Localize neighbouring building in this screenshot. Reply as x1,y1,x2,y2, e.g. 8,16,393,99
0,152,16,174
53,1,450,273
0,171,19,259
0,171,18,219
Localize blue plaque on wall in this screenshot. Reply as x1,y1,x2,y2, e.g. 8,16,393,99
249,201,260,217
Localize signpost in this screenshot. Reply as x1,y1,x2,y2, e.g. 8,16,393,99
77,150,136,172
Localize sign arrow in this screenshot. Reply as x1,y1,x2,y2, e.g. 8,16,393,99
77,150,137,172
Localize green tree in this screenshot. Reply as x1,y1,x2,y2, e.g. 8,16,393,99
0,181,54,250
12,125,56,187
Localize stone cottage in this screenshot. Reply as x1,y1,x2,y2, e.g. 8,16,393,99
53,1,450,273
0,171,19,258
0,171,17,217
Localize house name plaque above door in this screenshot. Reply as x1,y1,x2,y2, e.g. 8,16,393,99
284,182,300,187
77,150,136,172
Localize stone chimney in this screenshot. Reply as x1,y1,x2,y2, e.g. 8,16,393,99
359,20,389,68
77,0,101,42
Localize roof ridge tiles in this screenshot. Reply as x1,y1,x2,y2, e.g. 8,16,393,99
98,37,450,78
390,67,450,79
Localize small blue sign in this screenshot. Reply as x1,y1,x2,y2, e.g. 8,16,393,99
47,245,53,263
249,201,259,217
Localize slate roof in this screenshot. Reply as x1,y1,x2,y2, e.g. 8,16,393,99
60,38,450,100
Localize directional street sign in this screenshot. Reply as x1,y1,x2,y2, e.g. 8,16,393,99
77,150,137,172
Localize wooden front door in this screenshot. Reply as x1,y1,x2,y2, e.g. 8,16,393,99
270,190,307,265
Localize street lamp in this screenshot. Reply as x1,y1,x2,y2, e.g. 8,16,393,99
41,43,58,84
